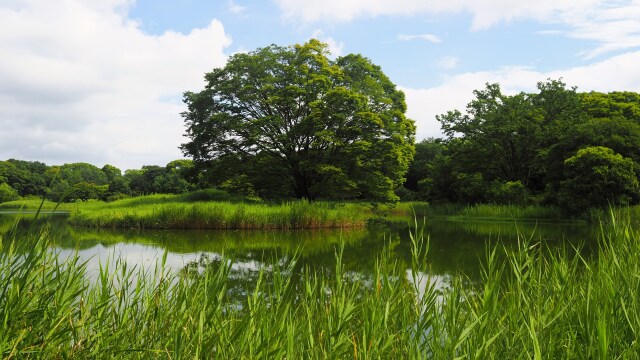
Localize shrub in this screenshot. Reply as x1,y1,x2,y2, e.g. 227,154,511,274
0,183,19,203
559,146,640,213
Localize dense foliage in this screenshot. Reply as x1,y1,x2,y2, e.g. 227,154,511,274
3,72,640,214
181,40,415,202
403,80,640,213
0,159,198,203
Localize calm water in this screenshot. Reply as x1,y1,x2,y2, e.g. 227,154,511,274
0,213,600,288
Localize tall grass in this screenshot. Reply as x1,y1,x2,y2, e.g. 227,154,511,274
424,203,568,221
69,200,367,229
1,192,370,229
2,214,640,358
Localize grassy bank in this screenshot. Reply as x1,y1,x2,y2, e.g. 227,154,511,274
1,191,369,229
2,216,640,358
1,191,622,228
68,200,367,229
419,203,570,222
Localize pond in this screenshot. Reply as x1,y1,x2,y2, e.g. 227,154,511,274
0,213,599,289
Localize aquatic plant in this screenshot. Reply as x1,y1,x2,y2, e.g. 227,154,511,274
2,214,640,357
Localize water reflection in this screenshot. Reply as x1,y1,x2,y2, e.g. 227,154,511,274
1,214,600,286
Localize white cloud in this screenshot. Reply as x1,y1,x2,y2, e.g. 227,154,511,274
275,0,640,57
402,50,640,140
562,2,640,58
0,0,231,170
227,0,246,15
398,34,442,43
437,56,459,70
274,0,601,27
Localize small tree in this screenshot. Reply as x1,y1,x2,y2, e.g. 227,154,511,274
559,146,640,212
489,180,528,205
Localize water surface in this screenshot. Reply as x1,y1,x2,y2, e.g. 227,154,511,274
1,213,599,288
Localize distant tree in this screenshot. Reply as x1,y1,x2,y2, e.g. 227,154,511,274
0,183,19,203
153,172,191,194
438,83,543,187
104,177,131,200
403,138,444,192
56,163,108,186
166,159,197,184
69,181,106,201
219,174,257,198
124,169,147,196
159,160,197,193
530,79,588,194
0,160,47,196
558,146,640,212
181,39,415,202
403,138,447,200
100,164,130,200
572,117,640,163
140,166,166,193
488,180,529,205
47,179,71,203
101,164,122,182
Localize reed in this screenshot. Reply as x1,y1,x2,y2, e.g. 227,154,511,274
2,213,640,358
68,200,368,229
424,203,568,221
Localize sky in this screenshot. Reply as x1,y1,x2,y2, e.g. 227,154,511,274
1,0,640,171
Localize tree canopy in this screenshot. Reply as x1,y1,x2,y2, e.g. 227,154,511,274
181,40,415,202
401,79,640,212
559,146,639,212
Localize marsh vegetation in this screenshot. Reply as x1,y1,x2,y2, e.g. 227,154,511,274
1,214,639,358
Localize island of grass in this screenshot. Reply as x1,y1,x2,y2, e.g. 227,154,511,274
0,189,371,229
2,187,618,231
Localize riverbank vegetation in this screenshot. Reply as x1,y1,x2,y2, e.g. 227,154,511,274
0,192,368,229
68,200,366,229
2,215,639,358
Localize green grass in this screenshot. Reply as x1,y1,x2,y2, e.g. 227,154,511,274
1,193,369,229
2,214,640,358
69,199,368,229
0,191,579,229
0,198,75,212
422,203,569,222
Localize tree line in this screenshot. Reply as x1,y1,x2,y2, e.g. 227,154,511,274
3,39,640,214
0,159,199,203
403,80,640,213
180,40,640,213
2,80,639,213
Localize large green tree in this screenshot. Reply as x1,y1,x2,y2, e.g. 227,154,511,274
181,40,415,201
437,83,543,186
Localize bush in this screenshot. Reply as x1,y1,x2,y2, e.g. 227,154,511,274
0,183,19,203
219,175,258,198
489,180,529,205
559,146,640,213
